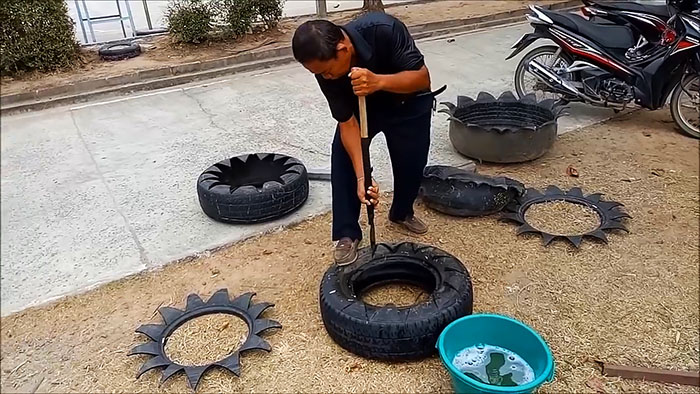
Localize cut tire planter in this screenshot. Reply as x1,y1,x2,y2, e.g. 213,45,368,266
421,165,525,217
320,242,473,360
129,289,280,391
197,153,309,224
501,185,631,247
98,41,141,61
440,92,566,163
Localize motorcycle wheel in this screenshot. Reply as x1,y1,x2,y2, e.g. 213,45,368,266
670,74,700,139
514,45,573,101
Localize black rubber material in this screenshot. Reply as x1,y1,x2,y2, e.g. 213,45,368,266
320,242,473,360
421,165,525,217
98,41,141,61
197,153,309,224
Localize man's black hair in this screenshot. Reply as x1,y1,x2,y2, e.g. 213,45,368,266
292,20,344,64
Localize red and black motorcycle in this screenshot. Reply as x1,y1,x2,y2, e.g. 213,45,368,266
507,0,700,138
581,0,672,62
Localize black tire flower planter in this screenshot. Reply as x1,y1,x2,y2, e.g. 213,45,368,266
420,165,525,217
197,153,309,224
320,242,473,361
501,185,630,247
440,92,566,163
129,289,280,391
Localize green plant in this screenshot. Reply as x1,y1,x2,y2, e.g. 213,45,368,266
216,0,257,37
165,0,213,44
0,0,80,76
255,0,284,30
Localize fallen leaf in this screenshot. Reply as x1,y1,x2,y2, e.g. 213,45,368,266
345,362,362,372
211,268,220,275
304,239,313,245
262,250,273,255
447,38,456,43
586,376,607,393
651,168,665,176
566,165,579,177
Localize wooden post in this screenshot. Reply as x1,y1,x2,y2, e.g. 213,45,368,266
316,0,327,17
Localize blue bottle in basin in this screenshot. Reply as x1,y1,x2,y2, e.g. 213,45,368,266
437,314,555,394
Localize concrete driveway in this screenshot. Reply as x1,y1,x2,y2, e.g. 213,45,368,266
0,23,613,315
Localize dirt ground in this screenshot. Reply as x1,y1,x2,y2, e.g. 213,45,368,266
1,110,698,393
0,0,559,96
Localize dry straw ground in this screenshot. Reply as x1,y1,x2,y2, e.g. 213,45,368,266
1,110,698,393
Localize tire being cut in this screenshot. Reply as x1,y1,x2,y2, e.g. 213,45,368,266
98,41,141,61
197,153,309,224
320,242,473,360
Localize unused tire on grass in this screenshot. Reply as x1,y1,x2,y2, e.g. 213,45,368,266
197,153,309,224
98,41,141,61
320,242,473,360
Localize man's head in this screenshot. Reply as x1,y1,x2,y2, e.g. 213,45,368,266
292,20,353,80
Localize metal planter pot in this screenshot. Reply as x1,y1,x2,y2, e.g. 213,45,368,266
440,92,566,164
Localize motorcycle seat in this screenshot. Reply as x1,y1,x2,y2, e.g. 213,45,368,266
587,1,671,19
538,8,637,49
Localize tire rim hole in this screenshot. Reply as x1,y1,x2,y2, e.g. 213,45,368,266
352,260,437,308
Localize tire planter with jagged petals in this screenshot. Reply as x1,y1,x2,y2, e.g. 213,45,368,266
440,91,566,163
197,153,309,224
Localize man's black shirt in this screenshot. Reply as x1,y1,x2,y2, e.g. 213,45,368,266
315,12,427,124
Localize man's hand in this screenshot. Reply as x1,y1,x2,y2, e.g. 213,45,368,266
357,177,380,206
349,67,383,96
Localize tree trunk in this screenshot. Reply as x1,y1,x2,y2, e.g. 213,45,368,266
362,0,385,12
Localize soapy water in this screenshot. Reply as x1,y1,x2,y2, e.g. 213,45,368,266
452,344,535,386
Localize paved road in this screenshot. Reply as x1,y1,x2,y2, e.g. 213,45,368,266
0,23,612,315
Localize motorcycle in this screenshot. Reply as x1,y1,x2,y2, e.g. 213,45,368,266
580,0,671,62
507,0,700,138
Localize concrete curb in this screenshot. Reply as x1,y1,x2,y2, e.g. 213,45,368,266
1,0,579,115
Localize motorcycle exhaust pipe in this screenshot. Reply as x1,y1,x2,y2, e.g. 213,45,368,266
527,59,581,98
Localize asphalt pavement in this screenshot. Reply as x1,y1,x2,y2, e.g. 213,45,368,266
0,23,613,315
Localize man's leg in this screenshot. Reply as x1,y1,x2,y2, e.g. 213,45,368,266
331,126,362,242
384,111,431,229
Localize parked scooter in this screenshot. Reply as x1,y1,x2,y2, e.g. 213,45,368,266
581,0,671,62
507,0,700,138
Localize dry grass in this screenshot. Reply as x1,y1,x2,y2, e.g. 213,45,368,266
0,111,698,393
525,200,602,235
361,283,430,307
164,314,249,366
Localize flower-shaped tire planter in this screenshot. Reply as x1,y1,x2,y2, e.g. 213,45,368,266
420,165,525,217
320,242,473,360
440,92,566,163
129,289,281,391
501,186,631,247
197,153,309,224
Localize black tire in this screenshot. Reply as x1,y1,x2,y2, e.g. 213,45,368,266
197,153,309,224
98,41,141,61
670,74,700,139
514,45,573,100
320,242,473,360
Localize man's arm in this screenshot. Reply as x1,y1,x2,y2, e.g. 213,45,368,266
338,115,364,180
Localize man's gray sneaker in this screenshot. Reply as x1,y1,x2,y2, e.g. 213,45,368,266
334,237,359,266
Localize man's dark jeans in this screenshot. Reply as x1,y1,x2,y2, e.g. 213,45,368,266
330,104,432,242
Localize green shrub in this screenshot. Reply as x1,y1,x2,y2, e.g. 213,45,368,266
0,0,80,76
256,0,284,30
166,0,213,44
216,0,257,37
